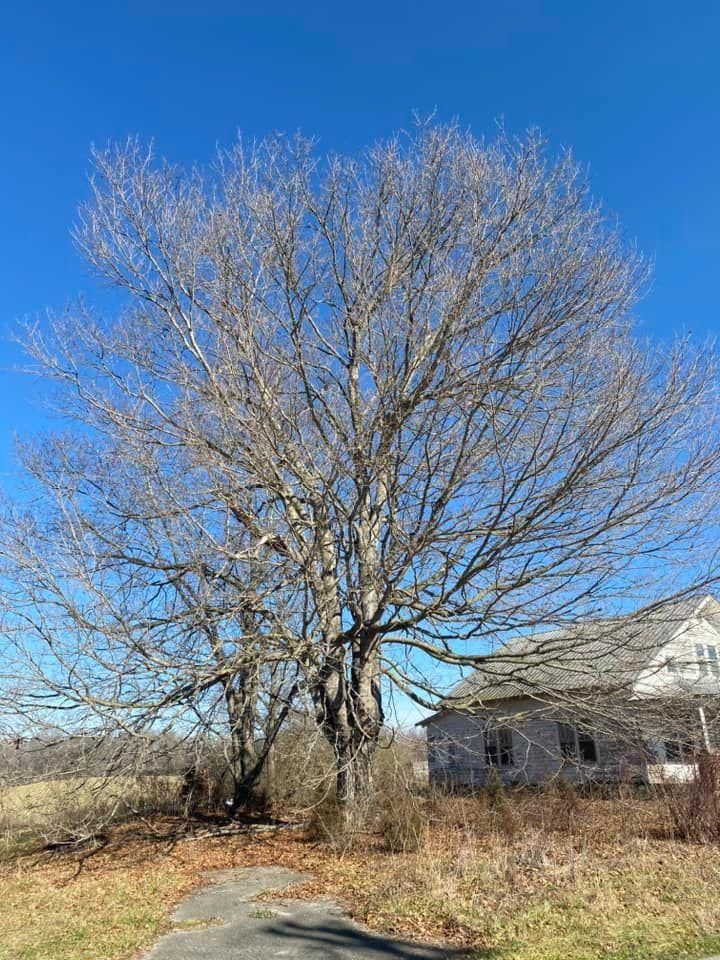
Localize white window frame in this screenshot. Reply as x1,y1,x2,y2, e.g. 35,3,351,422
696,643,719,677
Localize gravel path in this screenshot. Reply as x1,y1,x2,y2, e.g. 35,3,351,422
141,864,465,959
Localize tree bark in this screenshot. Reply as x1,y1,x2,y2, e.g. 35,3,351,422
335,738,376,809
225,680,257,812
224,670,297,814
315,640,384,812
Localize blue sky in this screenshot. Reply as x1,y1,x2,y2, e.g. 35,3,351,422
1,0,718,483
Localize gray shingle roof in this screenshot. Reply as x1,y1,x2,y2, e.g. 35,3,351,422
440,595,720,707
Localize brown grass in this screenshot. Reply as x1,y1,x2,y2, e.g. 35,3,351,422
0,776,181,848
2,792,720,960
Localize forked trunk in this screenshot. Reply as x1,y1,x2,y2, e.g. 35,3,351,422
224,672,263,814
224,671,296,815
317,642,384,817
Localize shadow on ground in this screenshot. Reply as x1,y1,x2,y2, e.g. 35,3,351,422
263,913,471,958
142,865,471,959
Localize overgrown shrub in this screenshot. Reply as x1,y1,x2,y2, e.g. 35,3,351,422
553,776,580,809
0,775,182,848
664,752,720,842
484,768,506,808
305,794,371,853
377,787,428,853
262,721,335,813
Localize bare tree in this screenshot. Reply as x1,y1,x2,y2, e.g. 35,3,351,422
4,123,720,809
0,450,301,812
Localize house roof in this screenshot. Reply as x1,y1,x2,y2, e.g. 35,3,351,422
419,595,720,723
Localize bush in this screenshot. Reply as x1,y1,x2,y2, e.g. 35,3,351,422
262,722,335,813
664,752,720,842
553,776,580,809
378,788,428,853
305,794,368,853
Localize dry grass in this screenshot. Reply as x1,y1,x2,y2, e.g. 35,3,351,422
0,777,181,847
356,811,720,959
1,777,180,818
2,793,720,960
291,791,720,959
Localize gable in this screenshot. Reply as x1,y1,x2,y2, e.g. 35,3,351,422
433,595,720,711
635,612,720,697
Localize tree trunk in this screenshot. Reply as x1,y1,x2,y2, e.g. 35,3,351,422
315,641,384,815
224,672,264,814
227,734,265,813
223,671,297,816
229,772,264,812
335,738,376,809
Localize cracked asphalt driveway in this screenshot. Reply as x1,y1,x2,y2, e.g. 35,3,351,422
141,865,465,959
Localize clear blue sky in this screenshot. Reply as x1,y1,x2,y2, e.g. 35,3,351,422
1,0,718,483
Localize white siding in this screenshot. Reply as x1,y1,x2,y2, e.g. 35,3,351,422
634,616,720,696
426,697,644,787
425,608,720,788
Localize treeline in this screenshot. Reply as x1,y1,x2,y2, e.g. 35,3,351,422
0,732,207,787
0,722,426,806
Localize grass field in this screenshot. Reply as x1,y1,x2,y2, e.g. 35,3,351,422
0,777,180,843
1,789,720,960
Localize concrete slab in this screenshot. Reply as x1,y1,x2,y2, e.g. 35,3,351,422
142,865,464,959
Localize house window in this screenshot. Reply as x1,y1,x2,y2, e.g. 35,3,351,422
695,644,719,677
557,722,577,759
484,726,514,768
577,729,598,763
556,722,598,764
708,645,719,676
664,739,693,763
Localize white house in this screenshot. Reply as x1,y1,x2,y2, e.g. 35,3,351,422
420,595,720,787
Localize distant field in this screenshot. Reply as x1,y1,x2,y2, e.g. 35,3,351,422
0,776,180,839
